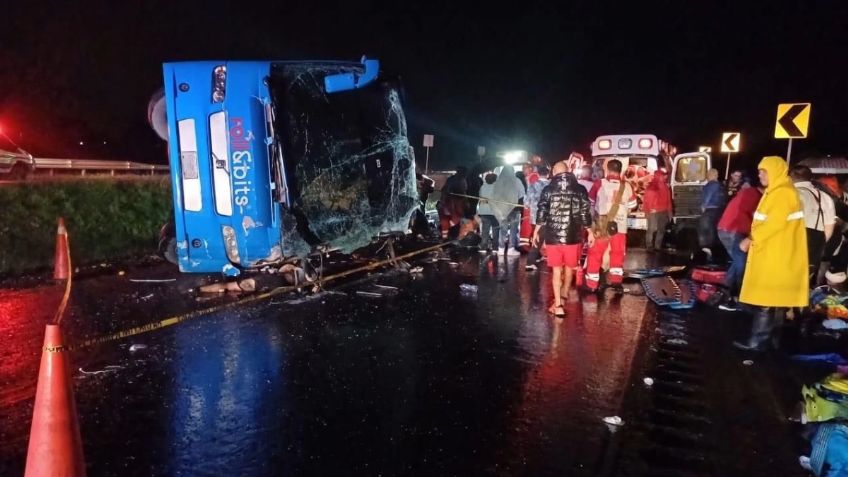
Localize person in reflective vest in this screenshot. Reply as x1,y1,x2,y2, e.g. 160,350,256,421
734,156,808,351
585,159,637,291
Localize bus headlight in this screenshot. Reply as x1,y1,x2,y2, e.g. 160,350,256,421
212,65,227,103
222,225,240,264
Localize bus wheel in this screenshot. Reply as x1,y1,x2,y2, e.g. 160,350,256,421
161,238,178,265
158,220,178,265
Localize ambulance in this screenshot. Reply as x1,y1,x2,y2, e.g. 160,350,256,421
590,134,710,244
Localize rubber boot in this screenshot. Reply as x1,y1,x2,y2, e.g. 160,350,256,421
770,308,786,351
733,307,773,352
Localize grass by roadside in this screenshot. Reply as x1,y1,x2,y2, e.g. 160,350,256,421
0,178,172,276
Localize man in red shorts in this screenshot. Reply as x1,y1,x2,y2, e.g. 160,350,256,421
532,161,593,317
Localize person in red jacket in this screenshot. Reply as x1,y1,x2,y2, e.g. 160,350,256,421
716,177,763,310
643,168,672,252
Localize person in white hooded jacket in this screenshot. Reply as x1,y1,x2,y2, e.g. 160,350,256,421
477,173,499,252
490,165,526,255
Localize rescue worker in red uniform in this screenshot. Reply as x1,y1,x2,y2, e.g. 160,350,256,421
585,159,637,291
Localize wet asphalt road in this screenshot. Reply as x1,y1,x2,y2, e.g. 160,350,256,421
1,247,824,477
1,250,653,476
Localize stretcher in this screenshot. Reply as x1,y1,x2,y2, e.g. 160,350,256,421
626,266,687,279
641,276,697,309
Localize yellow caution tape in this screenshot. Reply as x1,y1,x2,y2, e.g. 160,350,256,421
70,241,450,350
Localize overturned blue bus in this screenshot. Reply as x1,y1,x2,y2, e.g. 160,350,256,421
149,57,418,275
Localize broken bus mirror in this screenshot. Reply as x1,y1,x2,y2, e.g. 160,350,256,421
324,57,380,94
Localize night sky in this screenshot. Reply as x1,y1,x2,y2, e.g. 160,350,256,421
1,1,846,172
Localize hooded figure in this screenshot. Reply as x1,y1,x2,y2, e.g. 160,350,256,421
739,156,808,307
490,165,526,224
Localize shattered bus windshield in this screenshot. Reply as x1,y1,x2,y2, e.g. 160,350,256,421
268,63,418,256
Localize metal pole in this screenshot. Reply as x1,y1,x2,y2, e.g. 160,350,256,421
725,153,731,180
425,147,430,173
786,138,793,164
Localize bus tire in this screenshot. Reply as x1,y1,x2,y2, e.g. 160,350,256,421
161,238,178,265
158,219,178,265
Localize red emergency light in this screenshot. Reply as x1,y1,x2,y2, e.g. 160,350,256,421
598,139,612,150
638,138,653,149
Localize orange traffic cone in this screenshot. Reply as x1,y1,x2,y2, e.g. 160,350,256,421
24,324,86,477
53,218,69,280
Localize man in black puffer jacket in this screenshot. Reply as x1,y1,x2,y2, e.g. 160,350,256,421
533,161,593,317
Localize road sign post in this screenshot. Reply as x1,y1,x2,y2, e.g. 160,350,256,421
774,103,811,164
787,138,793,166
720,132,741,180
423,134,434,173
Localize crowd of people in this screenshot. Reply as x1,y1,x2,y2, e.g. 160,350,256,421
712,157,848,352
427,155,848,340
433,157,638,317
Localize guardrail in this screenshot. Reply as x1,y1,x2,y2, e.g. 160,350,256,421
33,158,169,176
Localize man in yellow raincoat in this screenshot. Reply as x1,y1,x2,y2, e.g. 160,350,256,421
734,156,808,351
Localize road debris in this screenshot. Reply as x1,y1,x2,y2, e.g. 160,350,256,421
822,319,848,330
643,377,654,387
409,266,424,274
279,290,344,305
603,416,625,432
129,344,148,352
743,359,754,366
356,291,383,298
459,284,478,295
79,365,124,376
199,278,257,294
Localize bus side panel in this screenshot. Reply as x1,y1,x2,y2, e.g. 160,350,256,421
162,66,188,269
166,63,230,272
164,62,234,273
